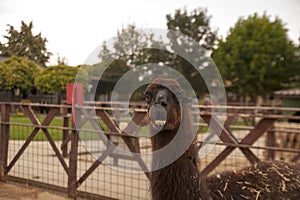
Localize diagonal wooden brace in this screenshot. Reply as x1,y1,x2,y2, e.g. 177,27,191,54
6,106,63,173
97,109,150,179
200,114,276,175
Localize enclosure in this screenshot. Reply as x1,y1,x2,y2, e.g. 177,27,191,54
0,102,300,200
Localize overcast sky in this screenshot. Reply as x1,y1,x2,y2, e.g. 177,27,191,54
0,0,299,66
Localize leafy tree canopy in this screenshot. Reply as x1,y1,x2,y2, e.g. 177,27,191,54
97,25,157,97
97,8,218,97
0,56,41,91
99,24,154,70
35,65,79,94
0,21,52,67
165,8,219,95
167,8,217,51
213,13,299,97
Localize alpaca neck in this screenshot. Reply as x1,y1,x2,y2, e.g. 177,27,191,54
150,129,209,200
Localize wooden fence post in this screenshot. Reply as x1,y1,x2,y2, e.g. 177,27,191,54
0,103,10,181
62,106,69,158
67,84,83,198
266,126,276,160
67,104,81,197
67,125,79,198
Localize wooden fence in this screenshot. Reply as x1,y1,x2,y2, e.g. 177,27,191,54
0,102,300,199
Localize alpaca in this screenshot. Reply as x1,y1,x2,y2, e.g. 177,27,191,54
144,78,300,200
145,78,209,200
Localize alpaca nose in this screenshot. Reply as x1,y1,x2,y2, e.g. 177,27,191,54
155,94,167,107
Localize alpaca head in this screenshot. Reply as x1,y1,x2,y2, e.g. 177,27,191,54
144,78,191,132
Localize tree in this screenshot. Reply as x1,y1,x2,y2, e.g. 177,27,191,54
167,9,217,96
292,37,300,87
0,56,41,91
35,65,79,94
99,24,154,69
213,13,299,97
97,25,157,97
97,9,218,97
0,21,52,67
166,8,218,96
167,8,217,51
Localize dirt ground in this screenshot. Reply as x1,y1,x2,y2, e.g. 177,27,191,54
0,182,71,200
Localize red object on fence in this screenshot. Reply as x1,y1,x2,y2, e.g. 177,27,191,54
66,83,83,105
66,83,83,124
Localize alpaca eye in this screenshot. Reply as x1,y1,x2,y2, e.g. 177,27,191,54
144,93,152,104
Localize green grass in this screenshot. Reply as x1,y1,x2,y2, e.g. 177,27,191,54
9,114,66,141
8,114,150,141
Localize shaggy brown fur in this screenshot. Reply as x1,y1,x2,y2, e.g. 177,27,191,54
145,78,209,200
145,78,300,200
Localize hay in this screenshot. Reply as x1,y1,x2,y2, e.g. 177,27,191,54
207,161,300,200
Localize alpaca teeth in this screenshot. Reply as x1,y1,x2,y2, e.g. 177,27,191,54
155,120,166,126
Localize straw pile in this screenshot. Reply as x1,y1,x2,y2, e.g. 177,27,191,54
207,161,300,200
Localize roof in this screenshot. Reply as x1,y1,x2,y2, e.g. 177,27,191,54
274,88,300,98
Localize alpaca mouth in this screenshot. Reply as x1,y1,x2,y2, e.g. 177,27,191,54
148,104,168,128
149,115,167,128
154,120,166,127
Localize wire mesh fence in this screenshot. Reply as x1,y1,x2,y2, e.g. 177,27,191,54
76,136,151,200
0,102,300,200
7,122,68,188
